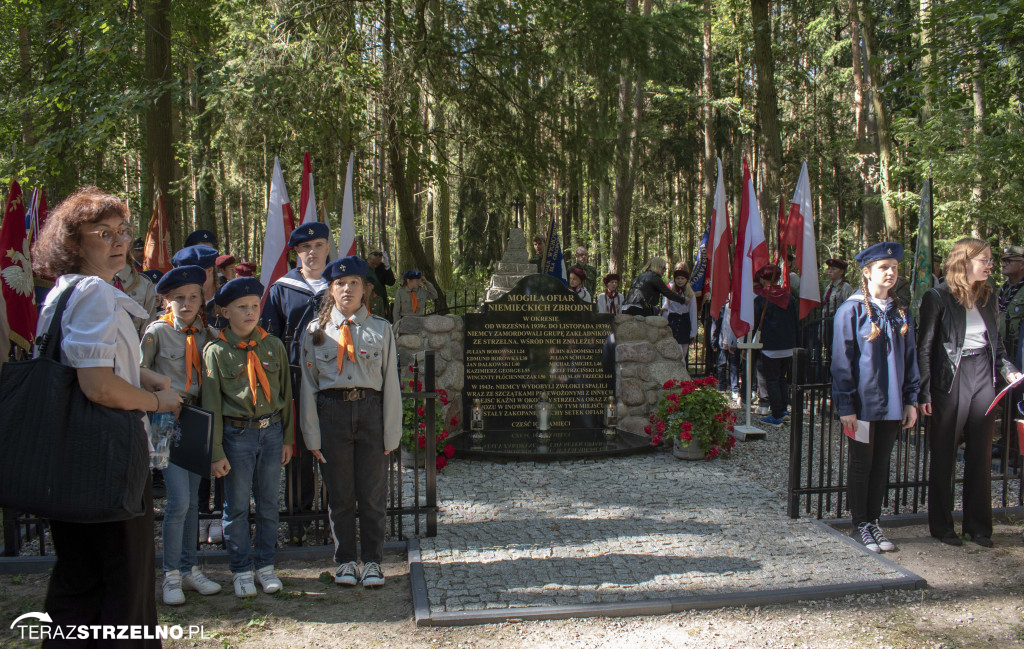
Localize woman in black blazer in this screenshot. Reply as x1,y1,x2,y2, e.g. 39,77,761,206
918,238,1021,547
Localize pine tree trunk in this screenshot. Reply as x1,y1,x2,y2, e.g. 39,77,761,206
702,0,715,224
750,0,784,246
971,25,984,238
143,0,177,249
849,0,883,242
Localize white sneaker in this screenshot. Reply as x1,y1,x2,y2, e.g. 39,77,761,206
254,565,282,594
855,523,881,553
162,570,185,606
232,570,257,598
335,561,359,586
868,522,897,552
208,518,223,544
182,566,222,595
198,519,211,544
360,562,385,588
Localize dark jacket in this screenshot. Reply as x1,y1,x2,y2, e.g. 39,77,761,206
753,293,800,351
260,268,324,378
622,271,685,316
917,283,1017,404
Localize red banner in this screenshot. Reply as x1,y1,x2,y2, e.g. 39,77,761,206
144,181,173,273
1,180,38,350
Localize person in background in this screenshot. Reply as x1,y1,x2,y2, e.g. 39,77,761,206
718,300,742,404
216,254,237,288
918,238,1021,547
622,257,686,317
661,268,697,363
235,261,257,277
131,237,146,271
931,259,945,288
567,267,591,303
367,251,396,318
261,221,331,545
752,264,799,427
300,256,401,588
141,266,222,606
142,269,164,284
203,277,294,598
392,269,439,324
597,273,622,315
831,242,919,554
528,234,546,272
820,258,854,363
998,245,1024,361
114,250,160,336
32,186,182,643
786,252,800,297
185,229,218,249
571,246,598,298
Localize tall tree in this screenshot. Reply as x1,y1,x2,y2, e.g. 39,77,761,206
143,0,177,249
749,0,784,244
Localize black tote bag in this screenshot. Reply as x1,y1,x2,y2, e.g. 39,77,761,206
0,280,149,523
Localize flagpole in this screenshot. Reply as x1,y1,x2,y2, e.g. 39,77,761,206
735,334,766,441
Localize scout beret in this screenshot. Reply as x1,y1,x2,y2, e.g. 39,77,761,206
322,256,369,281
234,262,257,277
184,229,218,248
288,221,330,248
215,254,236,268
672,268,690,280
1003,245,1024,261
132,237,145,251
214,277,265,307
141,269,163,283
155,265,207,295
755,263,781,281
402,269,422,281
172,245,219,269
825,258,849,270
569,267,587,281
602,273,620,285
855,242,904,266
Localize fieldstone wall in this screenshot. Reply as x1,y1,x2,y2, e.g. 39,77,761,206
394,311,688,438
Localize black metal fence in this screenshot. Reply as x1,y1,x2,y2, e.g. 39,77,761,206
425,287,484,316
787,348,1023,519
1,353,440,557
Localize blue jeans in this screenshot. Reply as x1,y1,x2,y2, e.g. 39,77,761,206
221,420,284,573
161,461,201,573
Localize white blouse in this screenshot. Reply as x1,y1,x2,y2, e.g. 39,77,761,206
661,293,699,339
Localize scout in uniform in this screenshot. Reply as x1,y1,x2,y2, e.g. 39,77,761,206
597,273,623,315
831,242,920,554
367,251,396,318
998,245,1024,360
392,269,438,324
203,277,294,597
185,228,218,249
300,256,401,588
140,266,222,605
571,246,599,298
261,221,331,543
567,267,592,304
114,254,159,336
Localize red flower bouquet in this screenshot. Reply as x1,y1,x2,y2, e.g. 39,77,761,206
401,373,459,472
645,376,737,460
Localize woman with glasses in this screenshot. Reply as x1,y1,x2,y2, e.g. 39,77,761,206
918,238,1022,547
32,187,182,644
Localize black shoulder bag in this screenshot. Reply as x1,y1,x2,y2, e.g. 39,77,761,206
0,280,149,523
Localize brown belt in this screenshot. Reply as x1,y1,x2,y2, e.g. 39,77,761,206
223,412,282,429
321,388,380,402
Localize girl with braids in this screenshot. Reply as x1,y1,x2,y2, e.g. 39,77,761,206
831,242,920,553
300,256,401,588
918,238,1021,547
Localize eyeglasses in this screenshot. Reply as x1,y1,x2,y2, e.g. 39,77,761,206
87,226,134,245
972,257,994,266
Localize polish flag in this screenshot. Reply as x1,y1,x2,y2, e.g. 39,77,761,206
707,158,732,318
143,180,173,273
338,152,357,256
729,158,770,339
781,161,820,318
259,157,293,309
298,152,318,227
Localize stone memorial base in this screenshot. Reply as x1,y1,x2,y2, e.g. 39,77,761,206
453,428,652,461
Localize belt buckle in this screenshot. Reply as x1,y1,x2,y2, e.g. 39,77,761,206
258,417,270,429
344,389,360,402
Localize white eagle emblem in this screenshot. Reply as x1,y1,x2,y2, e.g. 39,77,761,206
3,238,35,298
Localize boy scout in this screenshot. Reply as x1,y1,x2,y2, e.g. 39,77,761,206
392,269,438,324
203,277,294,599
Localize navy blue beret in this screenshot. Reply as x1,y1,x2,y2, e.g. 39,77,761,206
185,229,218,248
141,269,163,283
855,242,904,266
172,245,219,269
402,269,422,281
322,256,369,281
214,277,265,307
288,221,330,248
155,265,207,295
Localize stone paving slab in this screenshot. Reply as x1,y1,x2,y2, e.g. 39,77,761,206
413,453,924,625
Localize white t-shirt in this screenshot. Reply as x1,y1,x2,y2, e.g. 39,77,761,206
964,306,987,350
306,277,329,294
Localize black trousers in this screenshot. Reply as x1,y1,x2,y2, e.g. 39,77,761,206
928,352,996,540
757,354,790,418
43,475,159,648
317,391,388,564
286,391,316,516
847,420,900,527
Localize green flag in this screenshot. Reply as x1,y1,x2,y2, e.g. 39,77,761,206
911,176,933,318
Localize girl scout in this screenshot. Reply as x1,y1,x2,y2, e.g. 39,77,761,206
392,269,438,323
300,256,401,588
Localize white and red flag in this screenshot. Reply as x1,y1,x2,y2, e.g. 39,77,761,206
781,161,820,318
259,157,294,309
707,158,732,318
1,180,37,351
143,180,173,273
338,152,357,256
728,158,769,339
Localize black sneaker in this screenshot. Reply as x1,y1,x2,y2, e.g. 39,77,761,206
868,521,896,552
854,523,880,553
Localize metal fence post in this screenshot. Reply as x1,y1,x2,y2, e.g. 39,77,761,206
424,351,437,537
788,348,807,518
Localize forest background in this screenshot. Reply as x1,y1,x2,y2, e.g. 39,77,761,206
1,0,1022,304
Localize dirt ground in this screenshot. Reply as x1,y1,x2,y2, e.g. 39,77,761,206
2,522,1023,649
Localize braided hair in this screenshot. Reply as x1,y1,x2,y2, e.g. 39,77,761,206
310,278,372,346
859,264,909,342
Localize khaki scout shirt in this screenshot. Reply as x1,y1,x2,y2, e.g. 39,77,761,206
114,264,159,336
392,281,438,323
202,327,294,462
139,316,216,400
300,305,402,452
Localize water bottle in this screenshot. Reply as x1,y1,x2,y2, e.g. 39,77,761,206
150,412,177,470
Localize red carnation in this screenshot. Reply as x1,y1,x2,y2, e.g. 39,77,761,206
644,425,652,434
663,380,676,389
417,434,426,449
418,421,426,430
443,444,455,458
436,456,448,471
726,435,737,449
417,407,426,416
450,416,459,426
680,430,692,442
656,420,666,433
707,446,720,459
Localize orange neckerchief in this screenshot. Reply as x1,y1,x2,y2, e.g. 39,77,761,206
219,327,272,405
159,312,203,391
337,316,357,373
410,290,419,313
